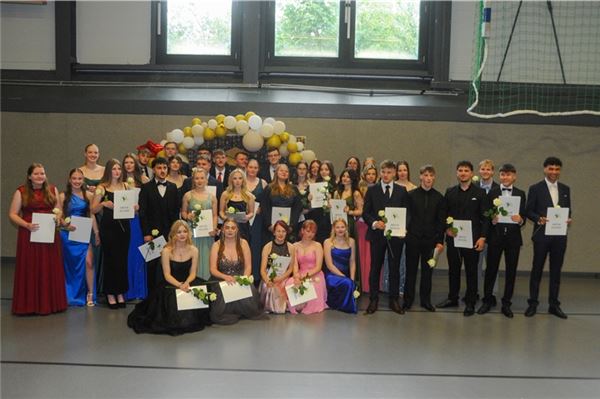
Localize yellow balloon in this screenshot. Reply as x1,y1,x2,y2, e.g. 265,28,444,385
280,131,290,142
204,127,216,141
266,135,282,149
215,114,225,124
287,142,298,153
192,118,202,126
215,124,226,138
156,150,166,159
288,152,303,166
245,111,255,121
235,114,245,121
178,143,187,154
183,126,193,137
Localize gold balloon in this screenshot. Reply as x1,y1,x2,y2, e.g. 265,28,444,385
204,127,216,141
266,134,282,149
156,150,166,159
215,114,225,124
244,111,255,121
287,142,298,153
215,124,226,138
288,152,303,166
235,114,245,121
178,143,187,154
183,126,193,137
192,118,202,126
280,131,290,142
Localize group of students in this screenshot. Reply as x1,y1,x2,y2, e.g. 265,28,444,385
8,142,572,334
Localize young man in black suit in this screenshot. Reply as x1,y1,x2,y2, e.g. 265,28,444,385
363,160,409,315
403,165,446,312
437,160,489,316
477,163,526,318
260,147,282,183
525,157,572,319
138,157,180,293
210,148,231,188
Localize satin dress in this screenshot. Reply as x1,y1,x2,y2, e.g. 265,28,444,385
286,250,328,314
325,247,357,313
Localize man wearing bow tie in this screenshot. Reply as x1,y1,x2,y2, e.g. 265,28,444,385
139,157,180,293
524,157,572,319
477,164,526,318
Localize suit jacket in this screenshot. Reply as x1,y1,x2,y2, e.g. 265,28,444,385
139,180,180,238
363,182,409,243
444,183,489,244
210,165,232,188
180,162,192,178
487,186,526,246
406,186,446,244
478,180,500,194
526,179,571,240
260,164,278,184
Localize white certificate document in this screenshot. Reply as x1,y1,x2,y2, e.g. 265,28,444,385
30,213,56,243
329,199,348,224
249,202,260,226
269,255,292,277
545,207,569,236
176,285,209,310
138,235,167,261
453,220,473,249
67,216,93,243
309,182,328,208
271,207,291,225
219,281,253,303
228,211,247,224
113,190,136,219
193,210,214,238
497,195,521,224
385,207,407,237
286,281,317,307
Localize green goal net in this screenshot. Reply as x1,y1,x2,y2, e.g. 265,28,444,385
467,1,600,118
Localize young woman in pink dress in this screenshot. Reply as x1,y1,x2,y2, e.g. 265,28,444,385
356,164,378,293
286,220,327,314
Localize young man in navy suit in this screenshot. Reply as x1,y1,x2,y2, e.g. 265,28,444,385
525,157,572,319
363,160,409,315
477,164,526,318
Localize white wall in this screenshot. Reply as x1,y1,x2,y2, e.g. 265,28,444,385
76,1,151,65
0,1,55,70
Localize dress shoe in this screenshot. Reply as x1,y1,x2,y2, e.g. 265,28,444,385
524,304,537,317
107,302,119,310
463,305,475,316
366,298,378,314
436,299,459,309
402,302,412,312
477,303,492,315
421,303,436,312
501,306,513,318
549,306,568,319
389,299,405,315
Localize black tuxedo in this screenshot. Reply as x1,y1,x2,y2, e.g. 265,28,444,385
483,186,526,306
443,183,490,306
259,164,278,183
210,165,232,188
405,187,446,307
139,180,180,292
363,182,409,300
525,179,571,306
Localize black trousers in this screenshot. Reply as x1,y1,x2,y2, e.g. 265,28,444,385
529,236,567,306
369,237,404,300
484,235,520,306
404,237,435,306
446,241,479,306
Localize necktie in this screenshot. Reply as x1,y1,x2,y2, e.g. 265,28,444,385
218,172,222,182
385,185,390,199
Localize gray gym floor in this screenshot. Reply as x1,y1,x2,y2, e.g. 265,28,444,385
1,261,599,398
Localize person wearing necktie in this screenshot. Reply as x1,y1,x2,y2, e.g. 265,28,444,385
477,164,526,318
524,157,572,319
210,149,231,189
137,147,153,180
362,160,409,315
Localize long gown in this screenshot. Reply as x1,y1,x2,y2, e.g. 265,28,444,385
209,257,265,325
12,185,67,315
356,218,372,293
325,247,357,313
84,177,104,295
286,250,328,314
188,195,213,280
259,240,291,314
60,194,90,306
125,213,147,300
226,198,250,241
127,259,212,335
249,182,264,283
100,191,130,295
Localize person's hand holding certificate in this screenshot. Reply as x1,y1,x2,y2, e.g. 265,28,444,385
452,220,473,248
113,190,135,219
545,207,569,236
330,199,347,223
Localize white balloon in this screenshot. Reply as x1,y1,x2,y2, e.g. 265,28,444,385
288,134,297,144
182,137,195,149
278,143,289,157
235,120,250,135
201,122,208,128
191,124,204,137
224,115,237,130
296,142,304,152
259,123,274,138
165,131,174,141
301,150,316,163
208,119,218,130
194,136,204,146
160,139,167,146
263,117,276,126
273,120,286,134
171,129,184,144
248,114,263,131
242,130,264,152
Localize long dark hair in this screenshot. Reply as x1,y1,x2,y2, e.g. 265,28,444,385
345,156,361,174
317,160,336,189
122,153,144,187
22,163,56,207
63,168,90,217
336,168,360,197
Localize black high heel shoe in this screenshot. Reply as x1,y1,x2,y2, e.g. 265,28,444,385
107,302,119,310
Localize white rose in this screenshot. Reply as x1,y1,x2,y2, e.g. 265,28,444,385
269,253,278,260
323,176,330,182
209,293,217,301
471,176,480,183
127,177,135,185
446,216,454,224
151,229,159,237
493,198,502,207
427,259,436,268
353,290,360,299
555,205,561,208
248,275,254,284
227,206,236,214
95,188,103,196
194,204,202,211
64,217,71,224
378,210,385,218
52,208,61,215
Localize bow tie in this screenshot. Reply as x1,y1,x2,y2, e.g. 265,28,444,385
157,181,167,187
502,187,511,191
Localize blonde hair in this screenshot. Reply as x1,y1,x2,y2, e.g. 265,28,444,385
223,168,252,203
479,159,495,170
191,167,208,190
329,218,350,244
166,220,192,248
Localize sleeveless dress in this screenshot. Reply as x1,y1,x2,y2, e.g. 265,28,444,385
325,247,357,313
84,177,104,295
127,259,212,335
249,182,265,283
125,212,147,300
286,250,328,314
188,194,213,280
226,198,250,241
209,257,265,325
12,186,67,315
100,191,130,295
259,241,292,314
60,194,90,306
